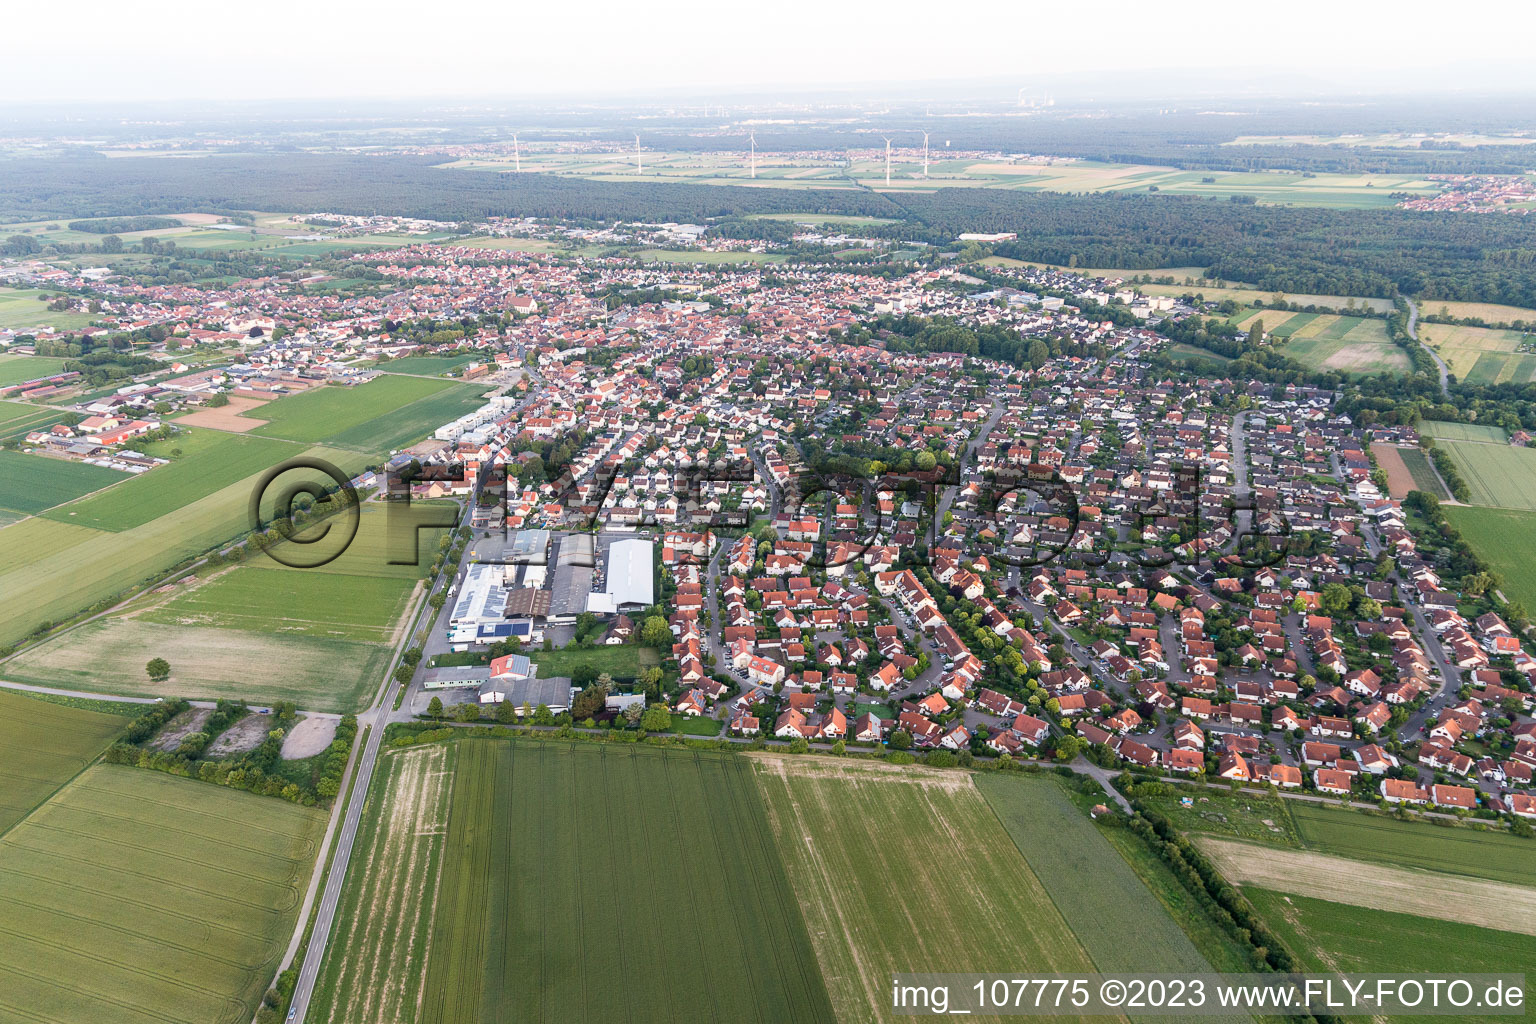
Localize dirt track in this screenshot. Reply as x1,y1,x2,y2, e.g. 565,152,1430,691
177,395,270,432
1196,836,1536,936
1371,443,1415,499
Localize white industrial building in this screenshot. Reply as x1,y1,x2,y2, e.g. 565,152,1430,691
586,537,654,614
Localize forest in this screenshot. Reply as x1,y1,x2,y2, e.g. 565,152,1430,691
3,153,1536,306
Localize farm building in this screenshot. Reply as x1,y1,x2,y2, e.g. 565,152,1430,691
478,674,573,710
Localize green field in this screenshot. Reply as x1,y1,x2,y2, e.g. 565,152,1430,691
4,507,430,710
758,758,1100,1024
248,375,486,453
1438,438,1536,509
377,354,477,376
319,739,835,1024
1288,802,1536,886
1397,446,1450,499
1146,789,1536,888
142,564,416,642
446,151,1442,209
311,743,454,1023
0,287,100,330
0,764,323,1024
0,450,126,516
0,447,367,646
0,688,124,834
1444,506,1536,612
0,353,69,385
0,399,60,440
1246,889,1536,1024
1421,420,1509,443
1232,310,1408,374
41,429,305,530
2,616,393,712
1421,322,1536,384
975,774,1218,978
529,645,655,681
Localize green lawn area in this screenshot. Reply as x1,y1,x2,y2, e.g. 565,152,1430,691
317,740,835,1024
40,429,304,531
0,689,125,834
0,287,100,330
1444,505,1536,612
1139,790,1300,843
0,764,324,1024
0,353,69,385
667,714,723,736
247,375,483,453
532,645,655,681
1247,888,1536,1024
373,354,476,376
0,450,126,516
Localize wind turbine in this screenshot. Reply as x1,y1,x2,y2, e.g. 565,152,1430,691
883,137,893,187
512,133,521,172
922,131,930,178
635,134,643,174
749,131,757,178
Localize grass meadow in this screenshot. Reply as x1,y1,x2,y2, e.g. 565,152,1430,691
1421,420,1509,443
0,689,124,834
756,756,1100,1024
0,287,100,330
0,450,126,516
1231,310,1408,374
975,774,1218,979
247,375,487,453
1246,888,1536,1024
1443,506,1536,612
1288,801,1536,886
0,765,324,1024
0,353,70,385
40,429,304,531
2,616,393,712
1438,439,1536,509
316,739,835,1024
0,447,366,646
4,508,433,711
1420,322,1536,384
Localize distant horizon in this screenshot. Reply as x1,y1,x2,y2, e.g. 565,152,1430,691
7,0,1535,107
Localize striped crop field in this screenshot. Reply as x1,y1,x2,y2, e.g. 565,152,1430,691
0,765,324,1024
755,755,1101,1024
311,743,454,1024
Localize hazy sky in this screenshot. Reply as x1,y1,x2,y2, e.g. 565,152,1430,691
9,0,1535,105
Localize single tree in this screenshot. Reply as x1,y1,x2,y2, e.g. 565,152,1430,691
146,657,171,681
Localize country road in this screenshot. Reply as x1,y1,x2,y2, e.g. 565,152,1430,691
1406,299,1450,397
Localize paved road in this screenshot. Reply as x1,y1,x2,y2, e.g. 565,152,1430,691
285,500,472,1024
1405,299,1450,397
